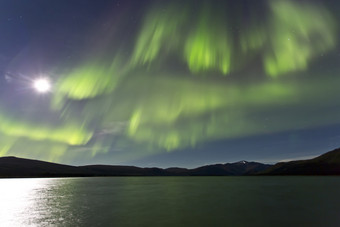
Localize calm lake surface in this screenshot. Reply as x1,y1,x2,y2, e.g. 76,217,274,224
0,177,339,227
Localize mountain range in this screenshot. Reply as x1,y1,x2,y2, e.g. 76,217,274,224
258,148,340,175
1,148,340,177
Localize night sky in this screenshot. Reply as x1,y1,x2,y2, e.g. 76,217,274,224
1,0,340,168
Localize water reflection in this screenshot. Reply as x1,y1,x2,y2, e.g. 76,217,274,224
0,178,50,226
0,178,78,226
0,177,339,227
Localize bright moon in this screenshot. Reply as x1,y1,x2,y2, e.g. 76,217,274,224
33,78,51,93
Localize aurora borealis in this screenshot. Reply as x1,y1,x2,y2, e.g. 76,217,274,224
1,0,340,167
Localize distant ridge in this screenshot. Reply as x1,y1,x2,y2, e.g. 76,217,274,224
258,148,340,175
1,148,340,178
0,156,269,178
0,156,89,177
187,161,271,176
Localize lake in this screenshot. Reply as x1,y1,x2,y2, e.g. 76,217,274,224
0,177,339,227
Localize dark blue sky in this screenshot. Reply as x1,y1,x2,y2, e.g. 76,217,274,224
1,0,340,167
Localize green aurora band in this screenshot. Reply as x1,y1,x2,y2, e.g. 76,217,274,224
100,74,340,151
264,1,336,76
1,0,339,163
132,0,335,76
0,109,92,145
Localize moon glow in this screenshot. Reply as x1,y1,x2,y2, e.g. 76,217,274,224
33,78,51,93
